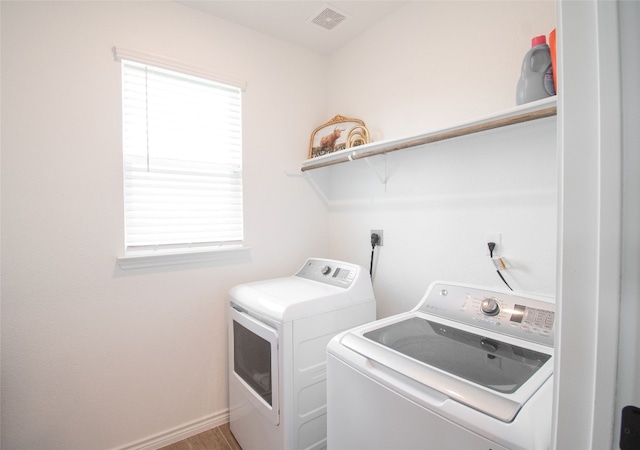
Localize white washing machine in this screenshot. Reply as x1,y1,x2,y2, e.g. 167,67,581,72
327,281,555,450
228,258,376,450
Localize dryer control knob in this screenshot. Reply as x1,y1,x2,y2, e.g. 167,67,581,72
321,265,332,275
481,298,500,316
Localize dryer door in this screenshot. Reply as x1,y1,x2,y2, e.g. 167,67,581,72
230,307,280,425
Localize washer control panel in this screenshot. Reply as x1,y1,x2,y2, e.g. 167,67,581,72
418,282,555,347
295,258,357,288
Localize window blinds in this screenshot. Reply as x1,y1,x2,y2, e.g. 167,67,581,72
121,60,243,253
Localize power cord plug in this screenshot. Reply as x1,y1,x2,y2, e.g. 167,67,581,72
371,233,380,249
488,242,496,258
487,241,512,291
370,232,381,278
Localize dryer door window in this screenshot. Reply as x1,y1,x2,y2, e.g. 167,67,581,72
231,307,280,425
234,321,273,405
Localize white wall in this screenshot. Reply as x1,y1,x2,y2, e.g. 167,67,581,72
0,2,328,449
327,1,557,140
322,1,557,318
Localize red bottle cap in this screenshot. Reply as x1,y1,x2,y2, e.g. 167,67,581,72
531,35,547,47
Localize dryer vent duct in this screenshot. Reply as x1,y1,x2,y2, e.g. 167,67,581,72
308,5,348,31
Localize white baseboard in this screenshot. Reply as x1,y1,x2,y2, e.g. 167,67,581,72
115,409,230,450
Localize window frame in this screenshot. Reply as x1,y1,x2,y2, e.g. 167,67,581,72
113,47,250,269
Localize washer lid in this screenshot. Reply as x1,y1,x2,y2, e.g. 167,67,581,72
338,311,554,423
364,316,550,394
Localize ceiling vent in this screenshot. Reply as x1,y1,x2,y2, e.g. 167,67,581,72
308,5,348,31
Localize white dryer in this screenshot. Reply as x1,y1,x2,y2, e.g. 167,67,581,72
228,258,376,450
327,281,555,450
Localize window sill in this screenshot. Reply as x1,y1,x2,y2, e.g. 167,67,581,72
117,246,252,270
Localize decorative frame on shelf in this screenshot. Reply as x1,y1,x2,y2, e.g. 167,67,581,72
309,115,368,158
346,125,370,149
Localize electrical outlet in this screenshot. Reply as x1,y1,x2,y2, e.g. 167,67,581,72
371,229,384,246
485,232,501,255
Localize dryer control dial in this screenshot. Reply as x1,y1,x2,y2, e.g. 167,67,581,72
481,298,500,316
320,265,332,276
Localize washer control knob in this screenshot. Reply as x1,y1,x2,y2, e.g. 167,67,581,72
481,298,500,316
321,265,332,276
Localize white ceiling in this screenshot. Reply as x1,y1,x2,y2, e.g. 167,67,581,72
177,1,409,55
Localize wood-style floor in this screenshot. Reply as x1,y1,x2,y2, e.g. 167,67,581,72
160,423,242,450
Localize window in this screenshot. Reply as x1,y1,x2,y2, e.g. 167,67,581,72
119,57,243,259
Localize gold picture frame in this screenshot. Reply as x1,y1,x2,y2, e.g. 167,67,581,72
309,115,368,158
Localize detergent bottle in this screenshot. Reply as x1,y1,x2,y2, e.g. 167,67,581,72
516,35,555,105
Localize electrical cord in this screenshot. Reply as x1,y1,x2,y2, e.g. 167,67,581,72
370,233,380,278
496,269,513,291
488,242,513,291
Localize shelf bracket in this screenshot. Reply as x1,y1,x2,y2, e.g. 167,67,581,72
362,153,388,188
282,166,329,206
